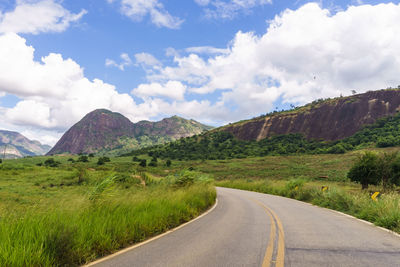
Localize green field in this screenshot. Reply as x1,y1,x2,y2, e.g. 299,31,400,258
0,156,216,266
1,147,400,266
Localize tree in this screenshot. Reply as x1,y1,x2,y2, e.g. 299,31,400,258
166,159,171,167
77,155,89,162
149,157,158,167
139,159,146,167
347,152,381,189
0,159,2,164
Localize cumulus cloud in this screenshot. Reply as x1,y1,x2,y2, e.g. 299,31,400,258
0,33,220,143
105,53,133,70
109,0,183,29
132,81,186,100
135,52,161,67
137,2,400,120
0,0,87,34
196,0,272,20
0,33,154,131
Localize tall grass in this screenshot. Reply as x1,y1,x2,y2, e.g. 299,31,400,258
216,179,400,233
0,174,215,266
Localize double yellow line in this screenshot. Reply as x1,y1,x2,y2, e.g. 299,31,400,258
251,198,285,267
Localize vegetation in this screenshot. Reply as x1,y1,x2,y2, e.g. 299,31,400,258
0,156,215,266
124,112,400,160
348,151,400,189
216,178,400,233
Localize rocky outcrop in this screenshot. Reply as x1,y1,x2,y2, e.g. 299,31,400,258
221,89,400,141
47,109,213,155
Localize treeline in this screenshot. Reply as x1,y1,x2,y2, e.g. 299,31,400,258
123,113,400,160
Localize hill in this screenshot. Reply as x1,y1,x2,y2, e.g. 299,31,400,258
47,109,213,155
220,88,400,141
128,89,400,160
0,130,51,159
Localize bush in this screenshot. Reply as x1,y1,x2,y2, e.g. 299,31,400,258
0,159,2,164
67,158,75,163
44,158,60,168
377,136,397,147
132,156,140,162
166,159,171,167
348,152,381,189
77,155,89,163
88,153,94,158
139,159,146,167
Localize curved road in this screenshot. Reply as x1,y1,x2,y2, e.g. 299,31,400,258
90,187,400,267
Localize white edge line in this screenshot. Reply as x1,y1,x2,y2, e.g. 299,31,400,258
83,198,218,266
219,187,400,239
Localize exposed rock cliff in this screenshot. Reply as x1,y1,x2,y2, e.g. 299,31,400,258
220,89,400,141
47,109,213,155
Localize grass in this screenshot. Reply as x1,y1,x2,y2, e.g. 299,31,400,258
215,178,400,233
129,147,400,233
0,156,216,266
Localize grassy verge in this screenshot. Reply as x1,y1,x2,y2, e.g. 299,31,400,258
216,179,400,233
0,157,216,266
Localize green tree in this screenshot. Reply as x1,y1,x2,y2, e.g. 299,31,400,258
166,159,171,167
347,152,381,189
77,155,89,162
139,159,146,167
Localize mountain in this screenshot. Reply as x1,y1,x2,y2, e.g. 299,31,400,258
0,130,51,159
219,88,400,141
47,109,213,155
128,88,400,160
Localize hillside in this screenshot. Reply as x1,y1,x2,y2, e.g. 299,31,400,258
220,89,400,141
0,130,51,158
130,89,400,160
47,109,212,155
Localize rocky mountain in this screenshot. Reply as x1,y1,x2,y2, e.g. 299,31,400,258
219,89,400,141
0,130,51,159
47,109,213,155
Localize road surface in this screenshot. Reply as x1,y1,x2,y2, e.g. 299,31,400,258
90,187,400,267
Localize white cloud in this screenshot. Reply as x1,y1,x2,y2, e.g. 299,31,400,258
135,52,161,67
137,2,400,121
185,46,229,55
0,33,157,131
132,81,186,100
109,0,183,29
0,0,86,34
196,0,272,20
105,53,133,70
0,33,219,144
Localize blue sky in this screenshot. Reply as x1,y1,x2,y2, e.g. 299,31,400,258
0,0,400,145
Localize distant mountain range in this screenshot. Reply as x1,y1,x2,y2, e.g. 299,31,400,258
0,130,51,159
47,109,213,155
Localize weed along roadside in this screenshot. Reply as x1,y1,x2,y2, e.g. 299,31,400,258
0,156,216,266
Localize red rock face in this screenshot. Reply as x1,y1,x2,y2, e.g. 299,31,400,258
47,110,212,155
222,89,400,141
47,109,136,155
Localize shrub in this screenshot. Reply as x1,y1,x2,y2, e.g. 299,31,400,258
67,158,75,163
77,155,89,163
44,158,61,168
348,152,381,189
88,153,94,158
166,159,171,167
0,159,2,164
139,159,146,167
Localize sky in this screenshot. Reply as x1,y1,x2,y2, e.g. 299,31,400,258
0,0,400,146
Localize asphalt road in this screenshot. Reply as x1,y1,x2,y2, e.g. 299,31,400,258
90,187,400,267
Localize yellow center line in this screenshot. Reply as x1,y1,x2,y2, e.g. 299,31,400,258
263,207,276,267
250,198,285,267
